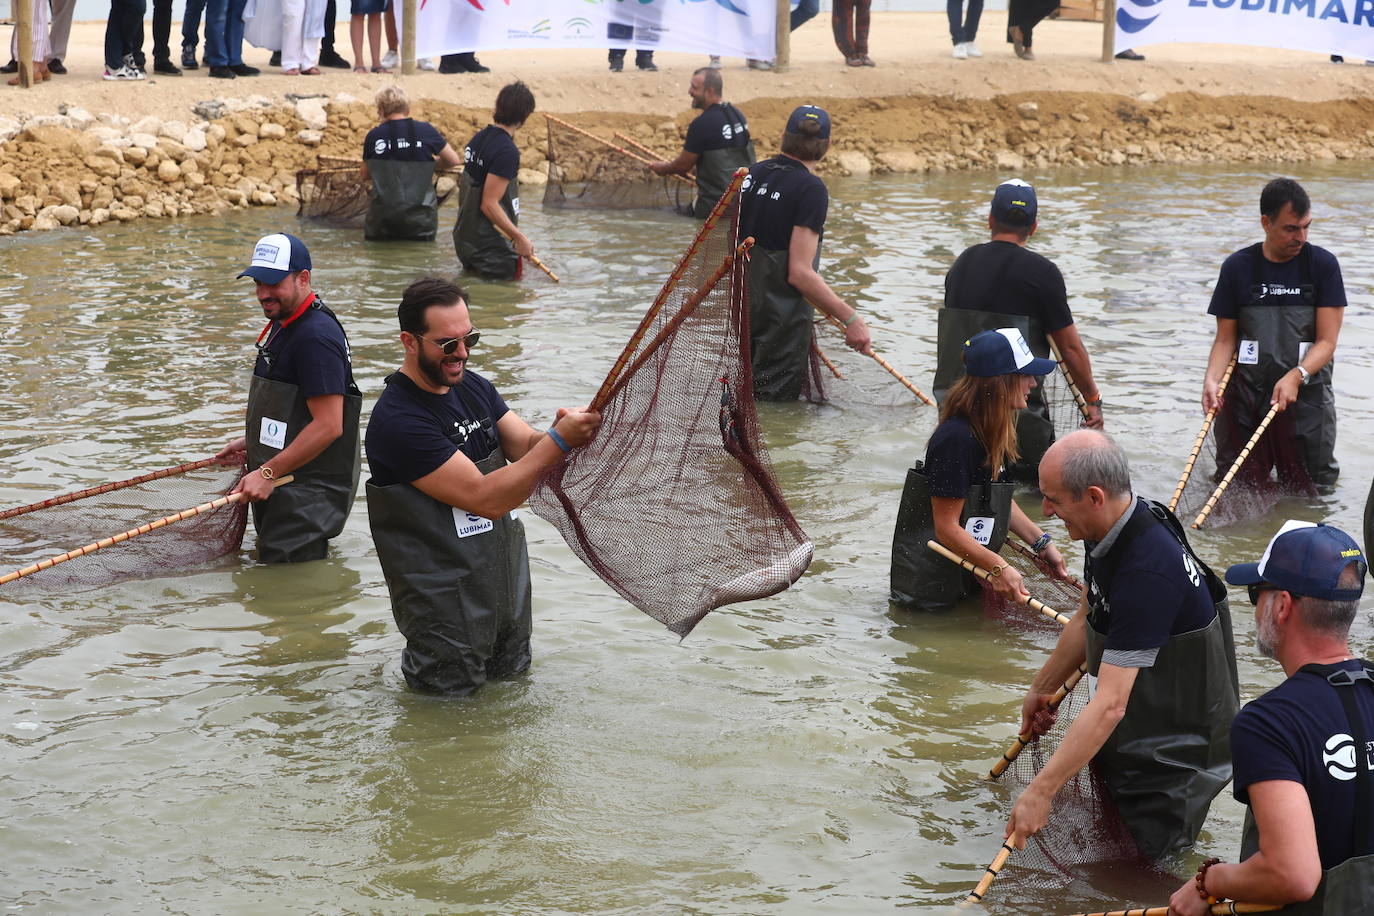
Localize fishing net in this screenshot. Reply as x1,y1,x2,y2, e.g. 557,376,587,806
1042,363,1091,443
810,331,919,409
980,540,1084,630
542,116,691,214
295,155,458,227
0,461,248,593
530,174,813,637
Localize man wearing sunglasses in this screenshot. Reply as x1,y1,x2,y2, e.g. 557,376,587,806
364,277,600,696
216,232,363,564
1169,521,1371,916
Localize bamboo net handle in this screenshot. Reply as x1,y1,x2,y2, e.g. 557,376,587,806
1061,901,1280,915
1048,338,1092,424
0,457,225,521
1191,402,1281,529
814,341,845,380
1004,537,1086,592
0,475,294,587
545,115,695,187
591,169,747,407
612,132,698,181
491,224,560,283
813,309,935,406
926,540,1070,625
1168,354,1238,512
962,835,1019,906
987,664,1087,779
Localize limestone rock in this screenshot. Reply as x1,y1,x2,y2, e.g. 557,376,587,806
995,150,1025,170
258,122,286,140
183,128,208,152
250,189,277,205
1016,101,1039,120
295,97,328,130
158,160,182,182
130,132,159,151
111,207,138,221
50,204,79,225
333,92,359,106
875,150,924,172
193,100,228,121
89,209,110,227
235,133,258,147
158,120,189,142
87,125,124,144
64,107,95,129
123,145,148,166
835,150,872,176
0,173,20,198
296,129,323,146
516,167,546,187
131,115,162,136
31,214,58,231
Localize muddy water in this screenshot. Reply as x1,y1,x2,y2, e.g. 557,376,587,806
0,163,1370,914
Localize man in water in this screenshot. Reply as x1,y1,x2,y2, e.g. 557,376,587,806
1007,429,1238,860
364,277,600,695
1169,521,1371,915
648,67,755,219
933,179,1102,483
453,82,537,281
216,233,362,563
1201,178,1346,488
360,84,462,241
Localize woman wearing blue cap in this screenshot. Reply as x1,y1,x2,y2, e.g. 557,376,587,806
891,328,1066,611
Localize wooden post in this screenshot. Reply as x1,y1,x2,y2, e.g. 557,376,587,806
1100,0,1116,61
401,0,416,74
773,0,789,71
17,0,32,88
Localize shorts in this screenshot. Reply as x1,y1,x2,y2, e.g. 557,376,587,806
350,0,386,16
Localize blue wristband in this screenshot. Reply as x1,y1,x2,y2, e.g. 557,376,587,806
1031,532,1051,554
547,427,570,454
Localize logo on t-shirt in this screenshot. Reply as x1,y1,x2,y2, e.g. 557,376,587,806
373,138,388,156
1258,283,1302,298
1323,733,1360,780
721,123,734,141
1181,550,1200,588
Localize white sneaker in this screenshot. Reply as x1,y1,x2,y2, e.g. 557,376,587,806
965,42,983,57
103,64,142,80
418,56,436,70
709,55,722,69
952,43,968,59
381,49,398,69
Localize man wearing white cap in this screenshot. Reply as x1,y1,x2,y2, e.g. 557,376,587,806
216,233,363,563
1170,521,1372,916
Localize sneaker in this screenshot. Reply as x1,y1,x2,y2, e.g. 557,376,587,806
381,49,398,69
965,42,982,57
708,55,722,68
208,65,236,79
746,58,772,70
1331,54,1344,63
952,43,968,59
1114,48,1145,60
269,50,281,66
230,63,260,76
47,57,66,74
181,45,199,69
153,58,182,75
103,64,143,80
319,49,351,68
609,59,623,72
122,55,148,79
636,60,658,71
0,59,15,74
457,52,489,72
418,57,436,70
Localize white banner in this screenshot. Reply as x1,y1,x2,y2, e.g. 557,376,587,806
401,0,777,62
1116,0,1374,59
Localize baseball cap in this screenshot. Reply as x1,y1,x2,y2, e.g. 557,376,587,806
785,105,831,140
962,328,1057,378
1224,520,1366,601
991,179,1037,225
237,233,312,284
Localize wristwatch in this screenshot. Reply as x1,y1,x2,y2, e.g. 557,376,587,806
1296,365,1311,386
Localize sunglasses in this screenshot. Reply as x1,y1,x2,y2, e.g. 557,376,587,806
418,331,480,355
1247,584,1280,606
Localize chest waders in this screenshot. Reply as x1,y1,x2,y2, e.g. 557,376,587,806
453,170,520,281
932,305,1054,485
246,303,362,564
889,459,1013,610
1221,243,1338,486
364,377,532,695
1083,500,1239,860
693,105,755,220
364,122,440,241
1238,661,1374,914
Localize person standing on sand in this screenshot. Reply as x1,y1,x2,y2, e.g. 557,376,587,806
832,0,873,66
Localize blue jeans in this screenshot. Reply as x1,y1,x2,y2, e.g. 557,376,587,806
791,0,818,31
181,0,207,50
947,0,982,43
203,0,245,65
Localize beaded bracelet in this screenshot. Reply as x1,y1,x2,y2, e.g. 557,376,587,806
1194,857,1222,900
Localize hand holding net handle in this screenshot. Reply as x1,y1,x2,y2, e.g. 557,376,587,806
1004,536,1085,592
813,309,935,406
1191,402,1280,529
612,132,697,182
491,224,560,283
961,834,1019,907
987,663,1087,780
1048,338,1092,425
0,475,294,587
545,115,695,188
925,540,1070,625
1168,354,1237,512
1060,901,1280,915
0,456,225,520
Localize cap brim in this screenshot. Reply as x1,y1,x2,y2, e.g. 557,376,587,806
1021,356,1058,376
237,266,290,284
1224,562,1264,587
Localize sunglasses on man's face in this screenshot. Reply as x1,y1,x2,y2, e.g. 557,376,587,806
418,331,481,355
1248,584,1280,606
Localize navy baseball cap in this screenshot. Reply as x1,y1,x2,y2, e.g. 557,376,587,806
237,233,312,284
962,328,1057,378
785,105,831,139
1225,520,1366,601
991,179,1037,224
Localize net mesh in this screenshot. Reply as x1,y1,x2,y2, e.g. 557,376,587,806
1042,363,1091,443
0,464,248,593
295,155,458,227
980,541,1084,629
542,117,691,214
530,177,812,636
808,331,922,409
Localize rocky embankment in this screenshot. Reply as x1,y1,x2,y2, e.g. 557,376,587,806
2,90,1373,235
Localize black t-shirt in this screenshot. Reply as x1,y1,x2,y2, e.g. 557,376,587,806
362,118,447,162
684,103,751,154
252,299,353,398
463,125,520,188
365,369,511,487
1207,243,1346,319
944,241,1074,333
923,415,994,498
1230,660,1374,869
738,155,828,253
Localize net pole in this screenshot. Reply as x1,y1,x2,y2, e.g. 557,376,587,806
962,835,1019,906
545,115,696,188
1168,354,1238,512
492,224,560,283
814,341,845,379
1192,403,1281,529
926,540,1071,625
1004,537,1086,592
613,133,698,181
813,309,935,406
0,475,293,587
1048,339,1093,425
1061,903,1280,916
0,457,228,520
987,664,1087,779
591,169,747,407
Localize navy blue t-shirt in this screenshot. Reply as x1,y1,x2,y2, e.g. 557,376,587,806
684,103,751,154
923,416,994,498
464,125,520,188
945,241,1075,333
252,300,352,398
738,155,828,252
1088,499,1217,668
1230,660,1374,869
1207,243,1346,320
363,118,448,162
365,369,510,487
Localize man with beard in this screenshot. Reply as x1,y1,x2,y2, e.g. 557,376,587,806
648,67,755,219
364,277,601,695
216,233,363,563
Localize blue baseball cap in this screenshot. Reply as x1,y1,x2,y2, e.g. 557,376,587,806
962,328,1057,378
785,104,831,140
991,179,1037,225
237,233,312,284
1225,520,1366,601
